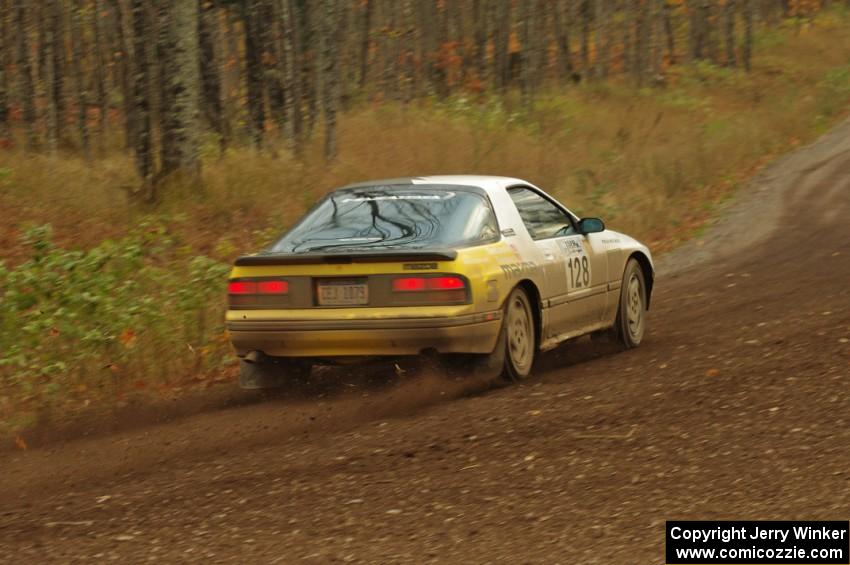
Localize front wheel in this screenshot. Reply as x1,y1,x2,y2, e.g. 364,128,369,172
239,357,312,389
615,259,647,349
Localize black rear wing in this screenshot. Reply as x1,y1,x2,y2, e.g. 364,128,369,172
233,249,458,266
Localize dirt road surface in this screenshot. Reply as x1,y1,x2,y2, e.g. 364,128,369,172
2,121,849,564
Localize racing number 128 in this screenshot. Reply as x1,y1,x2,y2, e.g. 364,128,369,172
568,256,590,288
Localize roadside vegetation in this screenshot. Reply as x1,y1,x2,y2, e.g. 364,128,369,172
2,4,850,436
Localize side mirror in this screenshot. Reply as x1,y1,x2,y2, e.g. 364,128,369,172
578,217,605,235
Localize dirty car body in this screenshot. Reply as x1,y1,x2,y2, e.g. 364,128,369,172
226,176,654,387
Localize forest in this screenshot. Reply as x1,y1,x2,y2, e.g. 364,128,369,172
0,0,832,200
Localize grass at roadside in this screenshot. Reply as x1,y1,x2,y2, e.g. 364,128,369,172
2,9,850,437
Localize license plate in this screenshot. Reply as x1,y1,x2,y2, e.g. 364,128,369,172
317,280,369,306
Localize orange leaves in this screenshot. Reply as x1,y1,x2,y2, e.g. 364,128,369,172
119,328,137,348
14,436,27,450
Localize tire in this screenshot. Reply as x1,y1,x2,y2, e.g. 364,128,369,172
615,259,647,349
498,286,537,381
239,357,312,389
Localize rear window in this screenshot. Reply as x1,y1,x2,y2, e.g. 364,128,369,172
271,185,499,253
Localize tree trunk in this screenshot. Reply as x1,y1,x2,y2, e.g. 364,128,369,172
595,0,611,80
724,0,737,67
43,0,60,154
0,0,10,143
651,0,665,79
199,0,226,153
518,0,534,107
242,0,265,149
580,0,591,77
93,0,109,153
663,0,676,65
280,0,304,158
130,0,153,199
358,0,371,91
621,0,632,73
553,0,576,82
472,0,488,83
71,0,91,159
742,0,753,71
688,0,710,61
14,0,37,149
492,0,511,91
634,0,649,86
167,0,201,178
112,0,136,153
259,0,287,138
320,0,339,162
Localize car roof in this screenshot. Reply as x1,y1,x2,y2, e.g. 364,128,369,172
338,175,530,196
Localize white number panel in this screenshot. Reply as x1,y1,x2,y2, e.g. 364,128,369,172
559,237,591,291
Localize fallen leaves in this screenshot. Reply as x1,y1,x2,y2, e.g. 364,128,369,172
14,435,27,450
119,328,137,348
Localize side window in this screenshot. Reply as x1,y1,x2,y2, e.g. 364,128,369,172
507,187,576,240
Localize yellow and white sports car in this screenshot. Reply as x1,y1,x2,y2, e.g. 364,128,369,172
227,176,654,388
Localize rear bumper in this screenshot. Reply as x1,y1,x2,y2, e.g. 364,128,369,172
227,311,503,358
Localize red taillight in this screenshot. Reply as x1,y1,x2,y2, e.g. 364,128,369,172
228,281,257,294
258,280,288,294
392,277,427,292
392,275,466,292
428,276,465,290
228,280,288,295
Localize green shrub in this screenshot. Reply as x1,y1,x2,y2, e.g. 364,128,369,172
0,222,231,406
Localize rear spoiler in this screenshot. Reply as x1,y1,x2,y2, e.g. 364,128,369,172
234,249,459,266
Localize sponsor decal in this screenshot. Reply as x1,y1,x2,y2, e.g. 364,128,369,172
341,193,454,202
558,238,584,256
500,261,537,279
403,262,438,271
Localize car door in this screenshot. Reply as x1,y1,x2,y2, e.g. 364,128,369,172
507,186,608,338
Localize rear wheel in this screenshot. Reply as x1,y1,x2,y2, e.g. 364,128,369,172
239,357,312,389
615,259,647,348
501,287,536,381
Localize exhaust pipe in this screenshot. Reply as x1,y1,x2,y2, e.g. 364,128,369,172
243,350,266,364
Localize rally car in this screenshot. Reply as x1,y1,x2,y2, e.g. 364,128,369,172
226,176,654,388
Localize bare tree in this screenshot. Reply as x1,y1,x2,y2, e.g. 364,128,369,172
71,0,91,159
243,0,265,149
320,0,340,162
280,0,304,157
166,0,201,178
472,0,488,83
112,0,137,153
14,0,37,150
595,0,611,80
663,0,676,65
492,0,511,91
0,0,10,143
93,0,110,153
725,0,738,67
43,0,61,154
199,0,226,153
130,0,153,199
580,0,592,77
553,0,576,82
743,0,753,71
358,0,372,91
